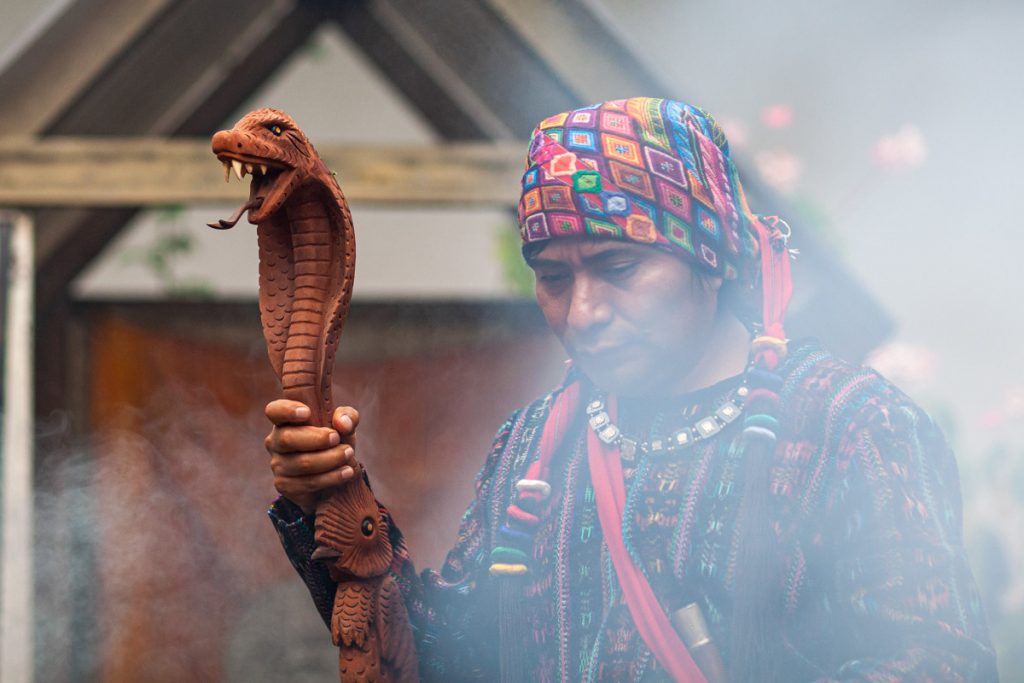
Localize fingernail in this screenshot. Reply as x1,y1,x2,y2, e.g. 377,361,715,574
295,406,310,420
340,466,354,479
328,432,340,446
344,447,354,459
339,415,353,431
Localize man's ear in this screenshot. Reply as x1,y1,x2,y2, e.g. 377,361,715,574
693,267,724,294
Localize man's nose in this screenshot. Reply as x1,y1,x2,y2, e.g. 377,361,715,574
566,277,611,333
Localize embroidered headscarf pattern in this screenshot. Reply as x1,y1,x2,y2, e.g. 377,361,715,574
517,98,760,284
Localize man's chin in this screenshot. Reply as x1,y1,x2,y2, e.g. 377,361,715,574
574,353,700,397
575,359,658,397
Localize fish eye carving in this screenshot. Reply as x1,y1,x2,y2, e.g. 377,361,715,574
361,517,375,537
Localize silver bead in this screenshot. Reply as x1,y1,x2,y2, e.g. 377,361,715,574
599,425,620,444
696,418,721,438
716,401,741,423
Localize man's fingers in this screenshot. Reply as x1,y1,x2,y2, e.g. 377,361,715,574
266,403,361,514
332,407,360,435
271,445,355,477
265,399,312,425
267,426,340,454
274,464,357,497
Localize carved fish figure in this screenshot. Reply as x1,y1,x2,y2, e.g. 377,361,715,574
208,108,418,682
312,475,418,683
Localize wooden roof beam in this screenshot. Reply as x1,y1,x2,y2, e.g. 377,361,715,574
43,0,307,135
30,0,320,312
481,0,669,104
369,0,581,137
0,0,175,134
330,2,501,141
0,137,525,207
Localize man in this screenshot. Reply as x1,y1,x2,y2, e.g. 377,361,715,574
265,98,996,681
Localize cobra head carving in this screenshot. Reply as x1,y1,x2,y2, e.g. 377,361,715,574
208,108,321,226
208,108,355,426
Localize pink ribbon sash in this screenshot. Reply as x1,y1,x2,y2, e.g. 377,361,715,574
586,397,708,683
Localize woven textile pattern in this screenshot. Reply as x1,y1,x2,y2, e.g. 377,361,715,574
517,98,759,283
271,342,996,681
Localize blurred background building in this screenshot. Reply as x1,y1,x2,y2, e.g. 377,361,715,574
0,0,1022,681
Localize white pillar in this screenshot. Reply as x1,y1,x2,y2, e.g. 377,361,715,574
1,210,35,683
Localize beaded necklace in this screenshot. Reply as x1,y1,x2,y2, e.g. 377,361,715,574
585,379,751,462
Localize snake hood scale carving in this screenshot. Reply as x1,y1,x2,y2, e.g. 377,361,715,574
209,108,354,426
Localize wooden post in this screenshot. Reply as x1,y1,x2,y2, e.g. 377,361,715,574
1,210,35,683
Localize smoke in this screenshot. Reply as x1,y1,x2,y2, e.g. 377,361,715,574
31,381,332,682
331,303,566,570
26,301,567,682
33,413,103,681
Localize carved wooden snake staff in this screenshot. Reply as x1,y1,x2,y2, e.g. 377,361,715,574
209,108,417,682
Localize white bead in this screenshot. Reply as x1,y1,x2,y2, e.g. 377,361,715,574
515,479,552,499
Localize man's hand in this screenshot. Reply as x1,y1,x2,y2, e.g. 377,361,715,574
265,400,360,515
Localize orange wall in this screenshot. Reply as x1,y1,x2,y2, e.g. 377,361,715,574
85,309,562,681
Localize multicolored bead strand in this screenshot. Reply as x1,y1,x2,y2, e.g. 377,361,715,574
490,381,581,577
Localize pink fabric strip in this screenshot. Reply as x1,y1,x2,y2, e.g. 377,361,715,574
755,216,793,342
586,397,707,683
534,381,580,482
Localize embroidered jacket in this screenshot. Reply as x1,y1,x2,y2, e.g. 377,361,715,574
270,342,997,681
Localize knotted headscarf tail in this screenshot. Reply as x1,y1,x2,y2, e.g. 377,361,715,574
731,207,794,683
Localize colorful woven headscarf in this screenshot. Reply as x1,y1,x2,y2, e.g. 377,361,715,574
517,97,762,285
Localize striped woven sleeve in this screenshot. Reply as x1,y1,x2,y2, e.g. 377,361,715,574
389,411,524,681
268,496,335,625
269,407,531,681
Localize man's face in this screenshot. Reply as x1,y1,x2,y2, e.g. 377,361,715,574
528,237,722,397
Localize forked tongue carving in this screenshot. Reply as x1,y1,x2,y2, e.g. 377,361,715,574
207,197,264,230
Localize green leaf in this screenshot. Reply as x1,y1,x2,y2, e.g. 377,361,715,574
495,221,534,298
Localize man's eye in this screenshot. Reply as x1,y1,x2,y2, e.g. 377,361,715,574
603,262,638,279
537,271,568,285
